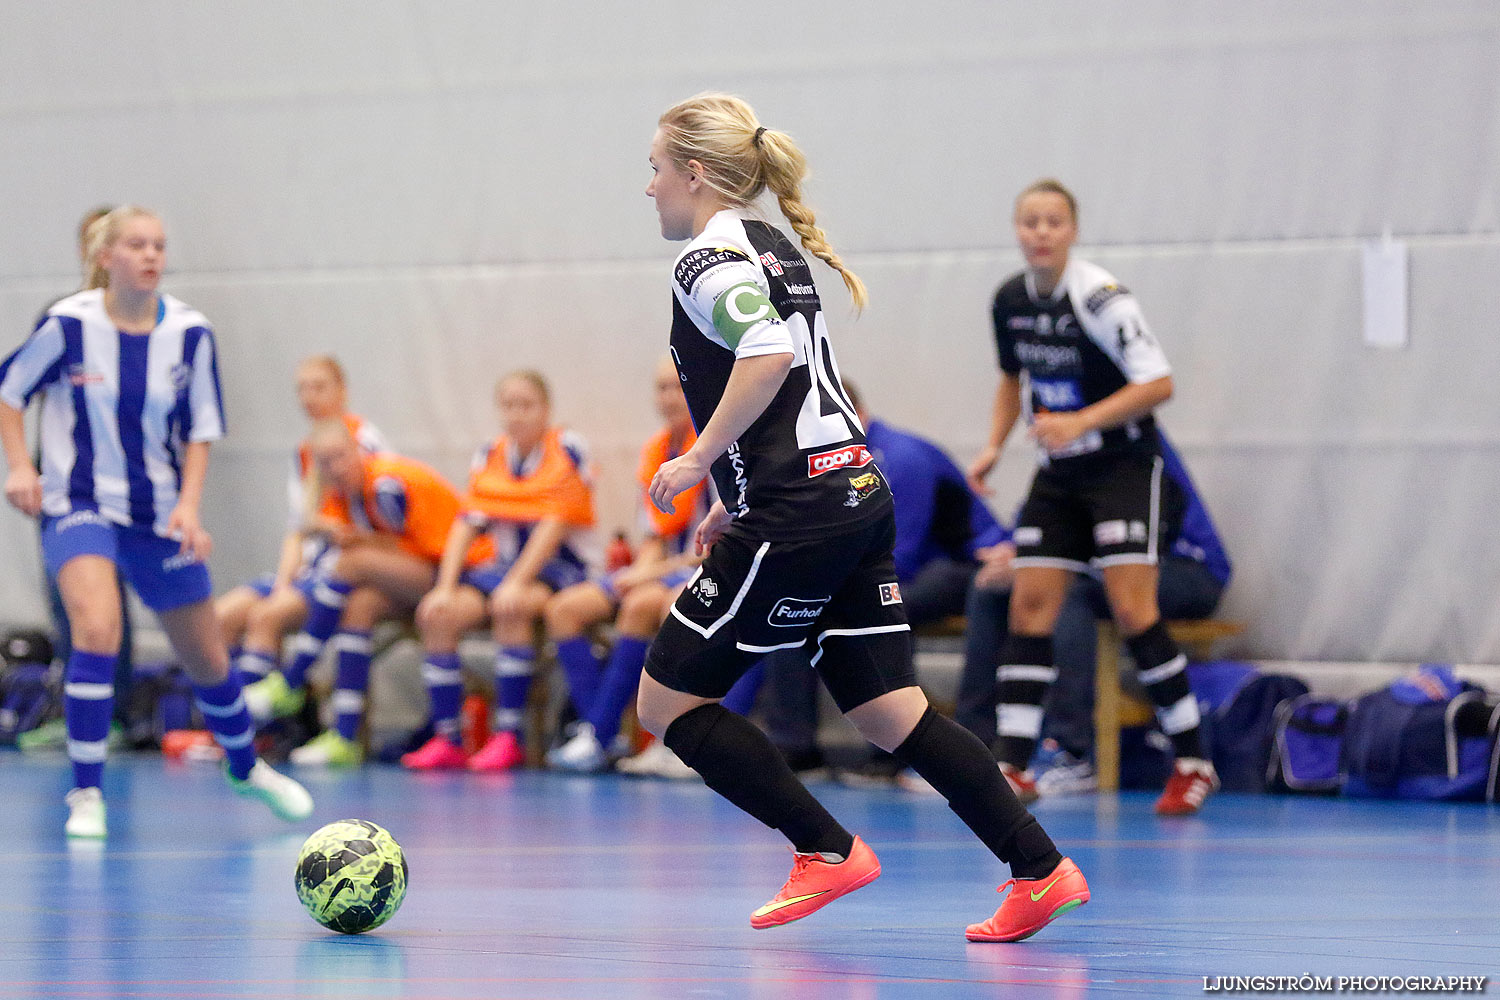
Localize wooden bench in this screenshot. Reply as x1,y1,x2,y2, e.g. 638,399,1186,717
1093,619,1246,792
911,615,970,639
910,615,970,715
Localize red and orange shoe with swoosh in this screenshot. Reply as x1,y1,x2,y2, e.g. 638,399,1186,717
749,835,881,929
964,857,1089,942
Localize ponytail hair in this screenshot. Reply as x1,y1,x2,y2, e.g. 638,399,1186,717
657,93,867,313
83,204,159,290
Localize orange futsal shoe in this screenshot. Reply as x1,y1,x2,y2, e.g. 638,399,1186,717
1154,758,1219,815
965,857,1089,943
468,730,526,772
401,735,469,771
750,835,881,930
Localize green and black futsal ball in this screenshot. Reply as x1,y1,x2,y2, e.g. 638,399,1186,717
295,819,408,933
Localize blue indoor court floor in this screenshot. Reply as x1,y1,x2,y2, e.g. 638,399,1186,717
1,753,1496,1000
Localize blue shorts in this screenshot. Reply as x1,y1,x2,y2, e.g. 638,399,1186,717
659,565,696,592
462,557,588,597
596,564,698,603
245,572,319,603
245,542,336,600
42,512,213,613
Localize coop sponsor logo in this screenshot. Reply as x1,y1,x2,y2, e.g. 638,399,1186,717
807,444,873,478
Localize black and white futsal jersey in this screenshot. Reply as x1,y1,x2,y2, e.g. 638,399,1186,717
991,258,1171,465
668,209,890,541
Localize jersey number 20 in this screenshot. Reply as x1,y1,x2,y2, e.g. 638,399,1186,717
790,312,858,451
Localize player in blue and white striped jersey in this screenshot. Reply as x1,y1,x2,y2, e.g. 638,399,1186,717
0,205,313,838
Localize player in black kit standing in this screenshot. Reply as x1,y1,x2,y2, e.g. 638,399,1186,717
639,93,1088,941
968,179,1219,815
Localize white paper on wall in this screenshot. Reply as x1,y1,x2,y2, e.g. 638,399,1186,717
1361,236,1409,349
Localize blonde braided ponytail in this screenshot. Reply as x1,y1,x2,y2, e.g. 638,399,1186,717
657,93,867,313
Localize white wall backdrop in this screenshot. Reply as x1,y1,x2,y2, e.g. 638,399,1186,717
2,1,1497,661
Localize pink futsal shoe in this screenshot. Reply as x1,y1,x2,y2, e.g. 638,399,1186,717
468,730,526,772
965,857,1090,942
750,836,881,929
401,735,470,771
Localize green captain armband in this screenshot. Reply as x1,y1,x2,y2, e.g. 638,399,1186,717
711,281,777,348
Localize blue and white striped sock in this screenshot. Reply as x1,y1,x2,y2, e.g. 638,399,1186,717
282,577,353,690
195,675,257,780
330,630,373,742
65,650,116,790
234,649,276,685
421,652,464,743
493,646,535,734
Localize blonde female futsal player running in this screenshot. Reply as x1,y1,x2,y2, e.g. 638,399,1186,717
0,205,313,838
637,94,1088,940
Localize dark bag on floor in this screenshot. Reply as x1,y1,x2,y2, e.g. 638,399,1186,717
1189,661,1310,793
0,628,60,743
1488,714,1500,804
1343,665,1490,801
0,663,60,743
1267,695,1347,794
124,661,204,747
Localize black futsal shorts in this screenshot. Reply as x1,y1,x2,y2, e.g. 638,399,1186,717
1011,451,1185,571
644,511,916,713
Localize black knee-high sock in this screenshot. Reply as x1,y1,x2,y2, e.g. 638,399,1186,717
894,706,1063,880
995,633,1055,769
1127,620,1204,759
664,703,854,857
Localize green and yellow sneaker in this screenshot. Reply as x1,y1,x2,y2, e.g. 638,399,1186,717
227,759,314,821
241,672,305,723
288,729,363,768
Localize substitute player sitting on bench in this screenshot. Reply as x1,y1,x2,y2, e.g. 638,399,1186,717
217,355,385,684
243,420,484,767
543,355,712,772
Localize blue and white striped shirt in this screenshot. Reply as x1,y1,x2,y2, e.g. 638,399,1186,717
0,289,226,535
